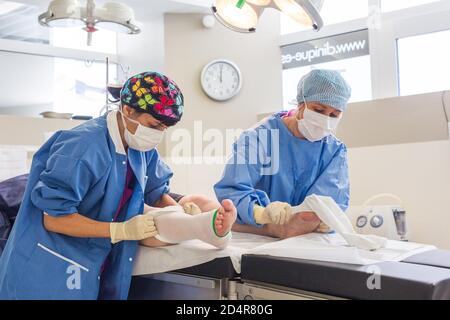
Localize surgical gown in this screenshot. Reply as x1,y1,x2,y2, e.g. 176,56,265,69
214,112,349,226
0,112,173,300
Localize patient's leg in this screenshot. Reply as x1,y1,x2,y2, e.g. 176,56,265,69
140,237,171,247
141,200,237,249
232,223,274,237
232,212,320,239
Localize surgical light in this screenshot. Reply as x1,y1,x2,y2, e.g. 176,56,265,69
38,0,84,27
38,0,140,45
246,0,272,5
95,2,140,34
212,0,260,32
212,0,324,33
274,0,313,26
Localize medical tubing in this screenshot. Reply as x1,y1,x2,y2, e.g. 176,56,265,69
360,193,404,238
362,193,403,208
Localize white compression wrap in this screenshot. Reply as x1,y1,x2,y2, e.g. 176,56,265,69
146,206,231,249
293,195,388,251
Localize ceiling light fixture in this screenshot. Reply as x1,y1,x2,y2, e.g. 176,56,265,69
38,0,140,45
212,0,324,33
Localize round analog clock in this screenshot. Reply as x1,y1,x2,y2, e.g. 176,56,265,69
201,59,242,101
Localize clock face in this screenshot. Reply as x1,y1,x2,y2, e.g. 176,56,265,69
201,60,242,101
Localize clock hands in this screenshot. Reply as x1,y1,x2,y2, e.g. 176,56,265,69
202,60,240,101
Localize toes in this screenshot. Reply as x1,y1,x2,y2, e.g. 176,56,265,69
221,199,235,212
215,213,224,225
220,210,228,217
217,206,225,215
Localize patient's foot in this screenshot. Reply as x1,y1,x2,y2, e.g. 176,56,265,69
276,212,321,239
214,199,237,237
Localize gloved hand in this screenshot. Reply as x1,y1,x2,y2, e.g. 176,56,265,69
110,213,157,244
254,202,293,225
182,202,202,215
315,222,333,233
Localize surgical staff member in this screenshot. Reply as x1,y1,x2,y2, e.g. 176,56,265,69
0,72,184,300
214,69,352,239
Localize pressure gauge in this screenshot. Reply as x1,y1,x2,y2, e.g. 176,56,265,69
356,215,368,228
370,215,384,228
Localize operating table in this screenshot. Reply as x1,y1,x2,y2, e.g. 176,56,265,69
128,246,450,300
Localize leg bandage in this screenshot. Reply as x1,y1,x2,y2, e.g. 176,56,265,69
147,206,231,249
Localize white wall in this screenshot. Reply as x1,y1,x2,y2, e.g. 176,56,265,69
348,140,450,249
161,10,282,201
0,51,54,115
163,12,282,157
0,115,84,146
117,17,166,79
164,157,225,199
0,115,84,179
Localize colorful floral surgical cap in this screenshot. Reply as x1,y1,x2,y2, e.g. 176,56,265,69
120,71,184,126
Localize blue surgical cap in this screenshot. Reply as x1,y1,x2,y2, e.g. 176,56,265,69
296,69,352,112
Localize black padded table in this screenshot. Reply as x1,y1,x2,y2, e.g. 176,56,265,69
176,257,238,279
240,250,450,300
129,258,238,300
129,250,450,300
403,249,450,269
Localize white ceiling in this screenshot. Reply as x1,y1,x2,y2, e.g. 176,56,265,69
8,0,212,20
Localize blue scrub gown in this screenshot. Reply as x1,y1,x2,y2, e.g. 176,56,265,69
0,112,172,300
214,112,350,226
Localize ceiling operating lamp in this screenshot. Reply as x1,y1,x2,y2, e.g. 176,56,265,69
95,2,140,34
212,0,324,33
38,0,140,45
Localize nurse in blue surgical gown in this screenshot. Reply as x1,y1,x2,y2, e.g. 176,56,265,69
215,69,352,239
0,72,187,300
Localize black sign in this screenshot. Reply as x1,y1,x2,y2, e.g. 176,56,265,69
281,29,370,70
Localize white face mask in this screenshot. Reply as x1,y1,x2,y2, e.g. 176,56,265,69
119,110,164,152
297,102,341,142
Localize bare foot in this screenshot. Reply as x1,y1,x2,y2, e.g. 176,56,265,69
275,212,321,239
214,199,237,237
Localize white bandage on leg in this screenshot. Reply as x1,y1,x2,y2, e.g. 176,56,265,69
145,206,231,249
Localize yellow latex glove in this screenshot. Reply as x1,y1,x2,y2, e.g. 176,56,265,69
182,202,202,215
110,213,157,244
253,202,293,225
315,222,332,233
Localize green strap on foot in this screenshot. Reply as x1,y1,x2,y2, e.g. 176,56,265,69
212,209,230,238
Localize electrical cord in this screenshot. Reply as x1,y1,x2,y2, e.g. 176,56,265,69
442,90,449,123
442,91,450,139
